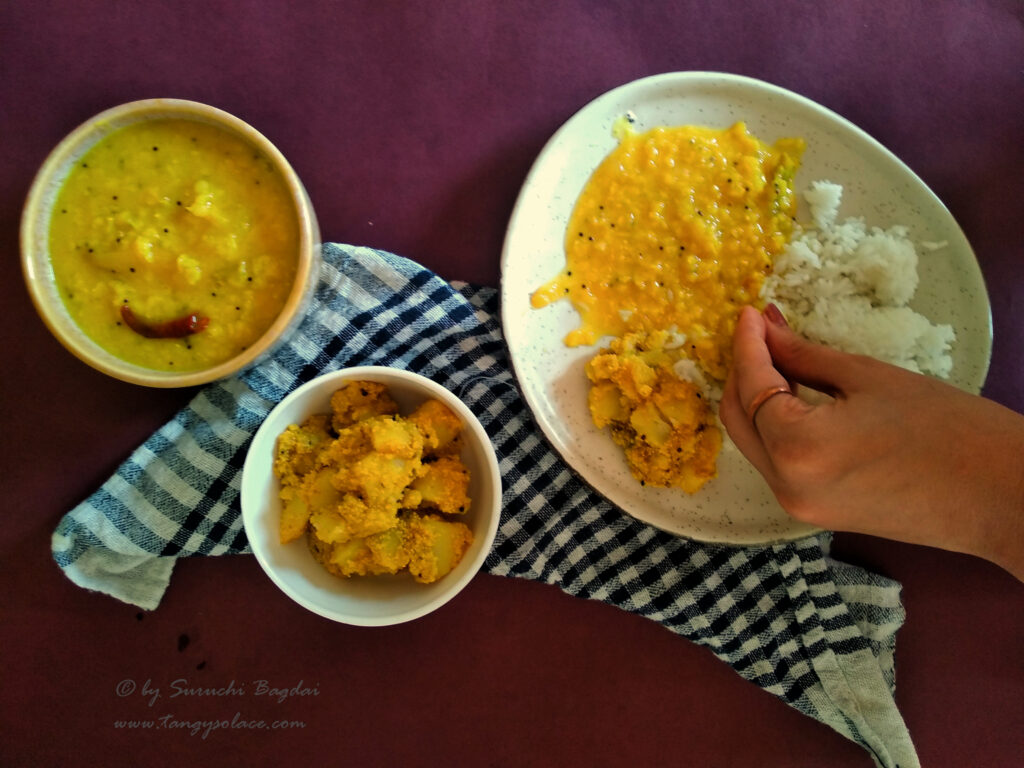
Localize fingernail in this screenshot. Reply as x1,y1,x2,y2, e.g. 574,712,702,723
763,303,788,328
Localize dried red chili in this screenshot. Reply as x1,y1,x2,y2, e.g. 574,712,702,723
120,305,210,339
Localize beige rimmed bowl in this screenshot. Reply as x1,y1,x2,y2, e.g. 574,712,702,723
20,98,321,388
241,367,503,626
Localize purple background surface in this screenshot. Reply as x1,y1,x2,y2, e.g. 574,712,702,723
2,2,1022,766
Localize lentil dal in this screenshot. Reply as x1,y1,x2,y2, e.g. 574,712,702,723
531,120,803,380
49,118,300,372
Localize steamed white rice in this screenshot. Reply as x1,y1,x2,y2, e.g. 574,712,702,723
763,181,956,378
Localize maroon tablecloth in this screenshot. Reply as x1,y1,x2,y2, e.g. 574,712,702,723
3,2,1022,766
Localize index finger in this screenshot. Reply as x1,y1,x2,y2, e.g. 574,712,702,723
731,306,791,414
720,307,791,473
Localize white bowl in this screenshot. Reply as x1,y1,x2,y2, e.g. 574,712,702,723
241,367,502,626
21,98,321,388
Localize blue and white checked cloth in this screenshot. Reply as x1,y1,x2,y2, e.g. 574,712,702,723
52,244,917,767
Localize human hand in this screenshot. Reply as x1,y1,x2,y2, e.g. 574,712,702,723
720,304,1024,580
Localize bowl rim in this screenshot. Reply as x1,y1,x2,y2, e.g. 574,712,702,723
240,366,503,626
20,98,321,388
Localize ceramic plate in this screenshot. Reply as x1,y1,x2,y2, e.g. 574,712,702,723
500,72,992,545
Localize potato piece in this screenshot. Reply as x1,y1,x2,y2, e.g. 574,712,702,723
330,381,398,431
405,513,473,584
308,506,349,545
408,399,464,457
401,488,423,508
338,416,425,507
302,467,343,509
278,486,311,544
328,537,377,576
280,466,342,544
683,425,722,493
307,529,335,566
629,402,672,448
652,377,704,429
310,493,399,544
367,415,422,458
407,456,471,515
587,382,627,428
309,532,379,578
308,523,414,578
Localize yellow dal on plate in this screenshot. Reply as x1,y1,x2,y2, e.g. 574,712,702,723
49,118,300,372
531,120,802,380
531,120,803,490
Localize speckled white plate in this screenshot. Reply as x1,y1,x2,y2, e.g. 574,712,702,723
500,71,992,545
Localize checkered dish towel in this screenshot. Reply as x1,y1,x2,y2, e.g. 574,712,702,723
53,244,916,768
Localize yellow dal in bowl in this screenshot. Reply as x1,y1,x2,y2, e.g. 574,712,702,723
48,118,300,372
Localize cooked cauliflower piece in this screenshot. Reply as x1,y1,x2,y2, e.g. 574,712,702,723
330,380,399,431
